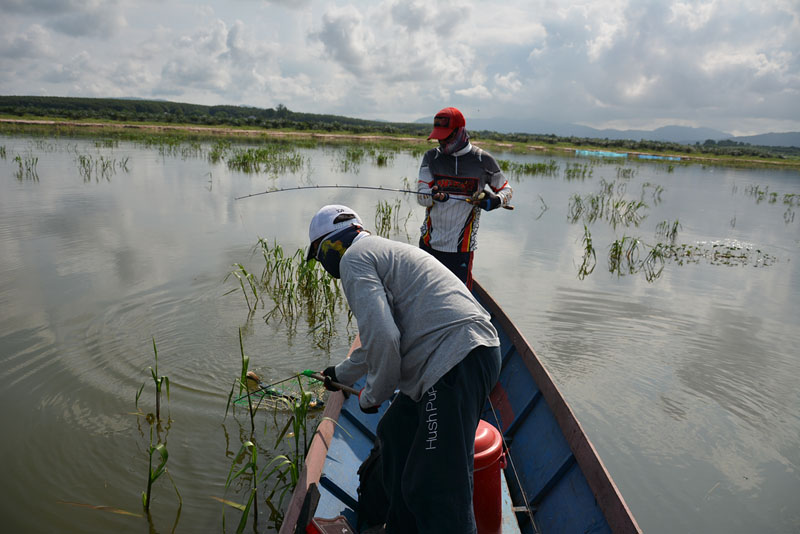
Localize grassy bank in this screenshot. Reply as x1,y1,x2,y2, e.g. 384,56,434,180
2,116,799,170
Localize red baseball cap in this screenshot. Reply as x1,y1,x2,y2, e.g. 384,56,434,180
427,107,466,140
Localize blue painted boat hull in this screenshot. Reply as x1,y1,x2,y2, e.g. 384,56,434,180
280,280,641,534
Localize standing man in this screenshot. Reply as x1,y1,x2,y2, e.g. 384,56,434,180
418,107,513,288
306,204,501,534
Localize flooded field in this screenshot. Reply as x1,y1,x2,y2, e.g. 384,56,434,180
1,130,798,533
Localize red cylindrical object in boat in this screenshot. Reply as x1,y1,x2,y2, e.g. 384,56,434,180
473,419,507,534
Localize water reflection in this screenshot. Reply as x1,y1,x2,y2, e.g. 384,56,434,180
0,132,799,533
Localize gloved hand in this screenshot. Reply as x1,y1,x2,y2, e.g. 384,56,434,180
431,185,449,203
322,366,340,392
358,389,379,414
471,189,501,211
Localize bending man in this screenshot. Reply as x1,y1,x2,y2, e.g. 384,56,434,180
306,204,501,534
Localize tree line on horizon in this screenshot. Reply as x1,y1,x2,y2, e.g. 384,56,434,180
1,95,796,159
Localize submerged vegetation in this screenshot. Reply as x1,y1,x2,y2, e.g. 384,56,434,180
568,178,648,229
13,153,39,181
77,153,129,181
1,118,793,533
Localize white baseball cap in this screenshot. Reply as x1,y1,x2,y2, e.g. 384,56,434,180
306,205,363,261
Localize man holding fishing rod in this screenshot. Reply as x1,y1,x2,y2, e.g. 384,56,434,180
306,204,501,534
417,107,513,289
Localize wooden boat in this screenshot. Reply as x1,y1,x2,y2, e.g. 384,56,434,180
279,280,642,534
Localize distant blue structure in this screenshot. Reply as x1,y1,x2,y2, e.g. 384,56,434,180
575,149,627,158
637,154,682,161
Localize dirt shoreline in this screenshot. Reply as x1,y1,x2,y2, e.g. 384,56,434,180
2,117,796,169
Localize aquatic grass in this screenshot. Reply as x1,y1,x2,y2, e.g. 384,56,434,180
142,425,182,514
604,236,777,282
13,154,39,181
568,179,648,229
616,166,636,179
374,150,394,167
255,239,345,347
224,263,260,314
742,185,798,224
656,220,681,244
76,153,129,182
608,236,643,277
135,338,171,427
224,441,260,534
227,146,305,174
0,145,6,159
577,225,596,280
222,365,322,531
498,159,560,177
336,146,367,173
209,140,231,163
95,138,119,148
564,162,593,181
375,199,408,238
533,194,549,220
224,328,260,435
58,501,142,518
641,182,664,205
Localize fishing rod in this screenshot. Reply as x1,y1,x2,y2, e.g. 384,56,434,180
235,184,514,210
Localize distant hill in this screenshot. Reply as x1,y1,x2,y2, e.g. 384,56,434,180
726,132,800,148
416,116,732,145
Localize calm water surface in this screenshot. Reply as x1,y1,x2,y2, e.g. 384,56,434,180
1,133,798,533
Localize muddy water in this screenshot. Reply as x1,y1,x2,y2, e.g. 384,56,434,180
0,133,798,533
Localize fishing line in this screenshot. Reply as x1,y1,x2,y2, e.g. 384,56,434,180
488,398,539,533
235,184,514,209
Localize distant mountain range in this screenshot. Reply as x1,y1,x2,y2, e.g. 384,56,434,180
415,116,800,147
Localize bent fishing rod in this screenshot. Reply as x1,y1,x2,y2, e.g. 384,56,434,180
235,184,514,210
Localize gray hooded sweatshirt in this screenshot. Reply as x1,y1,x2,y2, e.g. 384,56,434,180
333,235,499,409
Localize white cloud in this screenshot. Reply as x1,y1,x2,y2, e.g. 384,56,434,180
0,24,55,59
456,85,492,99
495,72,522,93
0,0,127,38
0,0,797,133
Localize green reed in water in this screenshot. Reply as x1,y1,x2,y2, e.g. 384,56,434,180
564,162,594,181
227,146,305,174
76,153,129,182
374,198,412,238
13,154,39,181
655,219,681,244
142,425,182,514
498,159,560,177
577,225,596,280
224,263,260,314
256,239,345,347
136,338,171,424
222,335,323,532
568,179,648,229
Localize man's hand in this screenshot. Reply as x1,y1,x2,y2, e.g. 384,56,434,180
358,389,379,414
322,366,340,392
471,189,501,211
431,185,449,202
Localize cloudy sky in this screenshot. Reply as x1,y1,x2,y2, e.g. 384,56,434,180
1,0,798,136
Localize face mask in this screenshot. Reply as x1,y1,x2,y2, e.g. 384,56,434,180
315,225,364,279
439,127,469,155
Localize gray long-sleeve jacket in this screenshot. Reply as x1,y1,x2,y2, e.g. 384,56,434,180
333,235,499,409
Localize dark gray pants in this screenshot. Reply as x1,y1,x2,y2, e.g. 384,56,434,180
376,344,501,534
